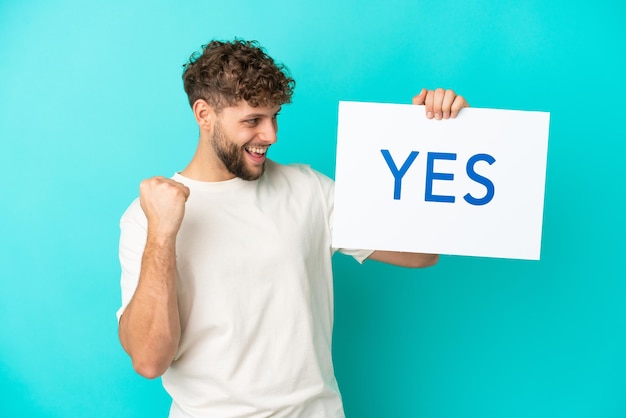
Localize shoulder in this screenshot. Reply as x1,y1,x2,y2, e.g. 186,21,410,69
120,197,146,230
264,160,334,189
262,161,335,213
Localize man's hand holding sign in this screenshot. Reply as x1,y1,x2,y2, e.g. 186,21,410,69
337,90,550,261
412,87,469,120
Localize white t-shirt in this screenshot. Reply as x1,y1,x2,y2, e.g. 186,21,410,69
117,161,372,418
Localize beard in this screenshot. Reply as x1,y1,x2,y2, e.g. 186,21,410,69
210,121,265,181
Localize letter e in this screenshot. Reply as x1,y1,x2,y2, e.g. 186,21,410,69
425,152,456,203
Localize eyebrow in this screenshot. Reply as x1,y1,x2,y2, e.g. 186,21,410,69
241,107,282,119
241,113,267,119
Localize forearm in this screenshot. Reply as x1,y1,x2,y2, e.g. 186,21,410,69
367,250,439,268
119,235,181,379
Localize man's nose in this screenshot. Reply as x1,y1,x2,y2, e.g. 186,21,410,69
258,119,278,144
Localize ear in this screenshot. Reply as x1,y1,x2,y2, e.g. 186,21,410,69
192,99,215,131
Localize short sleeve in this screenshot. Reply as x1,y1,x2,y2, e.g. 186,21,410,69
308,167,374,264
116,199,147,322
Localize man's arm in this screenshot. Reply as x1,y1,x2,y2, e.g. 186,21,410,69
364,88,468,269
367,250,439,268
118,177,190,379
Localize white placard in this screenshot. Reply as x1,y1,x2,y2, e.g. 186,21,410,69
333,101,550,260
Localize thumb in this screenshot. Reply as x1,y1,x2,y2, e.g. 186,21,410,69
412,88,427,105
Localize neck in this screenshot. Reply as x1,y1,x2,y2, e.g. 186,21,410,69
181,134,235,182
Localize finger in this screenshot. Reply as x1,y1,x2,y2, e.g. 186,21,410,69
166,179,191,201
181,185,191,201
433,88,445,120
412,88,427,105
424,90,435,119
142,177,189,201
450,95,469,118
140,176,163,195
441,89,457,119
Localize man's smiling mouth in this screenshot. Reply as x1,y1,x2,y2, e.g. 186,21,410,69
245,146,269,156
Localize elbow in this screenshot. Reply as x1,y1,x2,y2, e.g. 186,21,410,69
131,357,170,379
119,332,173,379
118,315,178,380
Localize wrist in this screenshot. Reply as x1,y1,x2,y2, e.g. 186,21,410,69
146,228,178,248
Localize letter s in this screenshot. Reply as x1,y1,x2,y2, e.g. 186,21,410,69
463,153,495,206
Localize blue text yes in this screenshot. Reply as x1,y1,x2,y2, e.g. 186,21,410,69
380,149,496,206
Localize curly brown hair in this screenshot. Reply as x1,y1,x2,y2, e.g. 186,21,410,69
182,39,295,111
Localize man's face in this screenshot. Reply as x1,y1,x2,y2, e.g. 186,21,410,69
211,101,281,181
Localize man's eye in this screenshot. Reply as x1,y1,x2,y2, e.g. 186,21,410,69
246,118,259,125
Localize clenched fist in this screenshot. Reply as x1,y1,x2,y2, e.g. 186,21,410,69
139,177,190,239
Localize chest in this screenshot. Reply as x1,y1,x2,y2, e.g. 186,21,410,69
178,188,327,263
172,184,334,339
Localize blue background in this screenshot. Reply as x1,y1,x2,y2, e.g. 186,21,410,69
1,0,625,417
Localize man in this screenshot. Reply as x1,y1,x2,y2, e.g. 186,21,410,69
117,39,468,418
